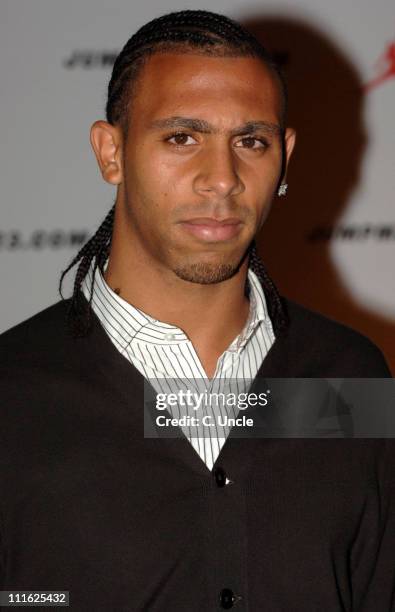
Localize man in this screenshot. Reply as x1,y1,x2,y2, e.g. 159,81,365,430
0,9,393,612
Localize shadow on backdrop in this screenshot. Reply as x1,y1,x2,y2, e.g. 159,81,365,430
243,16,395,374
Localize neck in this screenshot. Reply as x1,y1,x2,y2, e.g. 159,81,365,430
103,224,251,378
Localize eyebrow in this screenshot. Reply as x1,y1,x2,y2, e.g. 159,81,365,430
148,116,283,137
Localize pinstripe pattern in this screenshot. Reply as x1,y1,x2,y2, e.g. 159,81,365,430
81,259,275,471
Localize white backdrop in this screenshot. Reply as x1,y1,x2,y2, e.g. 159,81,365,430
1,0,394,370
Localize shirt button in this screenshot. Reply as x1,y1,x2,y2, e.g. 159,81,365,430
219,588,236,609
164,333,176,341
214,466,227,488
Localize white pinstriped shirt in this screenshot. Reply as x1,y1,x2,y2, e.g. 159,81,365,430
81,259,275,471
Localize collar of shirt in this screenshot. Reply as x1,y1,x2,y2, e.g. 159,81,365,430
81,258,273,357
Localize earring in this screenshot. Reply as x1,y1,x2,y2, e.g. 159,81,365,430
277,183,288,197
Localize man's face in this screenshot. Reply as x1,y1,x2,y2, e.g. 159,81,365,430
117,52,294,284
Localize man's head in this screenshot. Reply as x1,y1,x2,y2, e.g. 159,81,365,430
60,9,295,334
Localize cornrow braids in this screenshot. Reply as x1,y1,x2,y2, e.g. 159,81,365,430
106,9,287,134
59,9,288,336
58,205,115,337
248,241,289,333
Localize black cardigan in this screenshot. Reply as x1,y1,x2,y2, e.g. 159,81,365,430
0,295,394,611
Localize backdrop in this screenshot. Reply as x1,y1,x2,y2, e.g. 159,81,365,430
1,0,394,372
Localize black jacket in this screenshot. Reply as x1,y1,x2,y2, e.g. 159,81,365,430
0,295,393,611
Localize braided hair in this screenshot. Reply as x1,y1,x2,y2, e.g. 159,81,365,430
59,9,289,337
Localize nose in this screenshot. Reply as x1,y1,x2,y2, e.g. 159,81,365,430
193,142,245,200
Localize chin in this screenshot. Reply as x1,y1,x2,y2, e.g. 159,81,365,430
172,263,238,284
172,250,247,285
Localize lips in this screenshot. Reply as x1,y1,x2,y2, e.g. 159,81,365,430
178,217,243,242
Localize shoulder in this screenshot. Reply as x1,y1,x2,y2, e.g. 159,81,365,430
0,298,104,427
281,298,391,377
0,298,81,373
0,299,69,349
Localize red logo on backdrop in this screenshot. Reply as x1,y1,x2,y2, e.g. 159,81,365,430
365,39,395,90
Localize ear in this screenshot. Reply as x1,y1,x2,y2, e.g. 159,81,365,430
281,127,296,182
90,120,124,185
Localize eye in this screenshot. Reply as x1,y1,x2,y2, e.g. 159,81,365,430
166,132,198,146
234,136,269,150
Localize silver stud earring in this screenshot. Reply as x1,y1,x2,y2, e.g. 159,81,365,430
277,183,288,197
